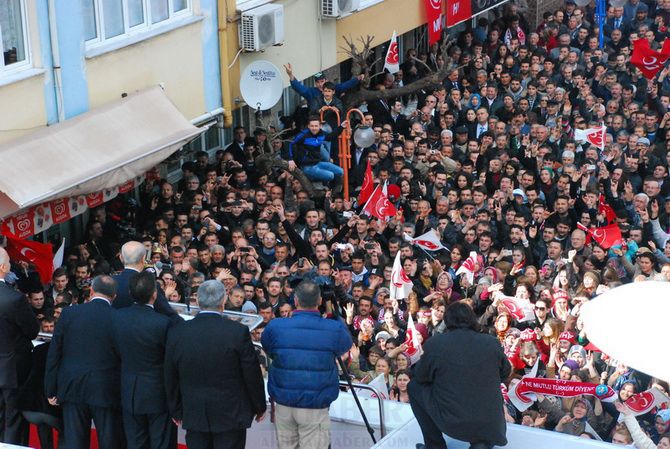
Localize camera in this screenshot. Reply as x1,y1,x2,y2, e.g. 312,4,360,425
364,243,375,250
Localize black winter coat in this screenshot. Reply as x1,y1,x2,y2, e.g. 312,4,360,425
412,327,511,446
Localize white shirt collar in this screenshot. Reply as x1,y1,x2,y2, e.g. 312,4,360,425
92,296,111,306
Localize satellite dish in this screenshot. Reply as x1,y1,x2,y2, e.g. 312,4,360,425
240,60,283,111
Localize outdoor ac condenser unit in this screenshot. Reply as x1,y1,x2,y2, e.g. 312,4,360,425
321,0,361,18
239,3,285,51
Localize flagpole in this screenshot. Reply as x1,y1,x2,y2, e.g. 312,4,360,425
417,245,437,261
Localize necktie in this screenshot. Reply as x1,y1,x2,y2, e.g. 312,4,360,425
478,125,485,137
615,19,621,28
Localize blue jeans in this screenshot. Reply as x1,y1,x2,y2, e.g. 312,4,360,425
303,162,344,182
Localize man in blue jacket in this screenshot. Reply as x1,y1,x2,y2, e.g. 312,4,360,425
261,280,352,449
284,63,363,103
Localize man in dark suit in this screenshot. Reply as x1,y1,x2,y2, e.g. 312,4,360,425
45,275,122,449
165,280,266,449
0,247,39,444
113,241,178,320
409,302,511,449
224,126,247,164
112,271,172,449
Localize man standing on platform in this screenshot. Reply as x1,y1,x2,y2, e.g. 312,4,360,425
262,280,352,449
112,271,172,449
409,302,511,449
164,280,265,449
113,241,178,319
45,275,122,449
0,247,39,444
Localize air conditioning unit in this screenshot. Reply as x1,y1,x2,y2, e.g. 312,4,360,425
239,3,284,52
321,0,361,18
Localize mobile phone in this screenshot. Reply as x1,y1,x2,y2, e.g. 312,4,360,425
343,211,353,218
365,243,375,250
298,258,305,268
587,164,596,171
240,247,250,253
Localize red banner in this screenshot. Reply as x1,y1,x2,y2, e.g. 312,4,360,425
446,0,471,26
509,377,617,411
50,198,71,225
0,174,145,240
424,0,443,45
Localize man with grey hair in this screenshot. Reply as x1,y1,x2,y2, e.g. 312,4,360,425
262,281,352,449
165,280,265,449
0,247,39,444
46,275,122,449
113,241,178,319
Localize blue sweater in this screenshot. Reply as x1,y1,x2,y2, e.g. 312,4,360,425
261,310,352,409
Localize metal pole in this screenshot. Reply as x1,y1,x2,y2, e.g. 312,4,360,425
597,0,605,49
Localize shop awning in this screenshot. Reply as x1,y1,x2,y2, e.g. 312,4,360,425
0,86,204,219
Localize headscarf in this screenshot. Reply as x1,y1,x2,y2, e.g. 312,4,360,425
468,94,482,110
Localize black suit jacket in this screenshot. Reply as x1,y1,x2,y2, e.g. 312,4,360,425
0,281,39,388
112,304,171,415
164,313,266,433
112,269,178,320
224,142,246,164
45,298,120,408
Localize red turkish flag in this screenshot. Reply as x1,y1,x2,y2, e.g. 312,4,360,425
631,38,670,80
580,223,622,249
3,232,54,284
598,195,617,224
424,0,443,45
358,160,375,204
446,0,471,26
362,184,397,221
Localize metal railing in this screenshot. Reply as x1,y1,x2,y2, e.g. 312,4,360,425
338,380,386,438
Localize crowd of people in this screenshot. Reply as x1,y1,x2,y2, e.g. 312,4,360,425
3,0,670,448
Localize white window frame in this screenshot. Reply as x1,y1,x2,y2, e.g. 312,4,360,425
85,0,192,49
0,0,32,77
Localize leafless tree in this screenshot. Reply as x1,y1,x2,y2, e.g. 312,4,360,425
339,34,457,109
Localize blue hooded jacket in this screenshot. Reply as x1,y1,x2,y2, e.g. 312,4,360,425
261,310,352,409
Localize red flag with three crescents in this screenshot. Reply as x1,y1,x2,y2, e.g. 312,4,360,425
631,38,670,80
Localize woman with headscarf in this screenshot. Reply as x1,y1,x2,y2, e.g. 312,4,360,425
553,398,603,437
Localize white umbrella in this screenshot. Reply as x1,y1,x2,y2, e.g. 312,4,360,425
580,281,670,382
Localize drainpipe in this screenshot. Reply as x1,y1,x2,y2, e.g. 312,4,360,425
217,0,235,127
47,0,65,122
